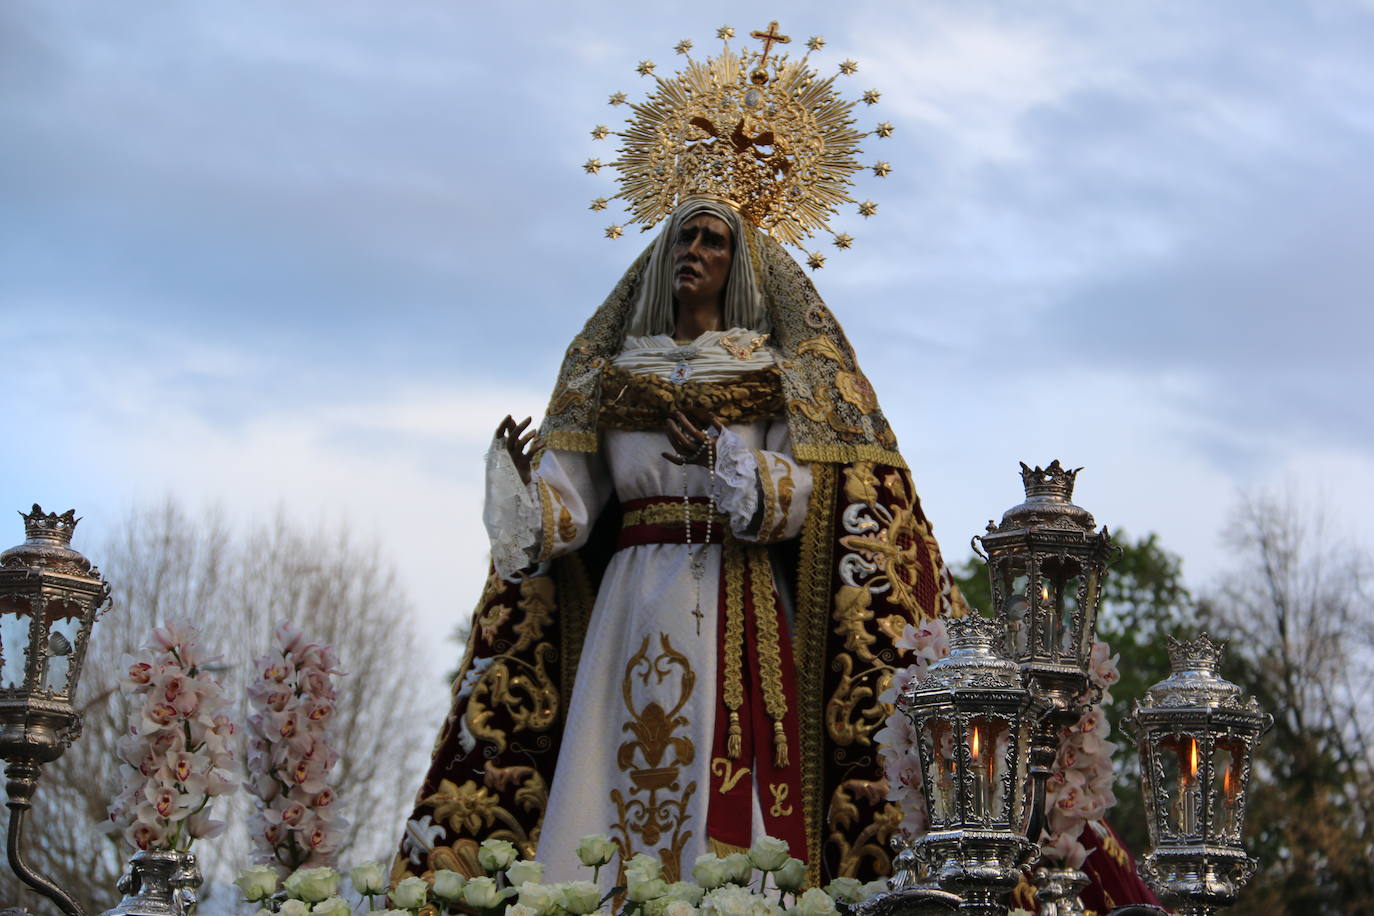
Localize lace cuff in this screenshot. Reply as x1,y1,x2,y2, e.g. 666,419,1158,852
483,438,541,580
710,427,760,536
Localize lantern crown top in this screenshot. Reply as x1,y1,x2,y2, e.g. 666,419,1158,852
946,612,1001,648
21,505,79,545
1166,632,1224,675
1019,461,1080,502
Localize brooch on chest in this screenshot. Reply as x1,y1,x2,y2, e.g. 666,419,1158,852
719,332,769,361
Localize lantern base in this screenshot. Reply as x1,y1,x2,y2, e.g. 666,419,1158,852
1140,845,1257,915
916,829,1037,916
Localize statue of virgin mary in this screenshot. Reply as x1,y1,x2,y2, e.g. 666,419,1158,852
393,189,969,888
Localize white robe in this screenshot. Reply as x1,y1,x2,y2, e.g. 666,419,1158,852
483,330,812,883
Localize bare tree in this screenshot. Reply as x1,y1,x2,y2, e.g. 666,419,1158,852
1203,488,1374,915
0,500,444,914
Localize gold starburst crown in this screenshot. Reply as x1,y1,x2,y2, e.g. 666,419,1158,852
585,22,893,270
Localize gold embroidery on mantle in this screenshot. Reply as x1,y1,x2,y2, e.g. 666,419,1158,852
611,633,697,882
770,453,796,543
597,364,784,431
826,780,900,878
466,577,559,753
711,757,750,795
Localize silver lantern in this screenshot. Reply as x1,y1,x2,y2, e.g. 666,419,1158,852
0,506,111,916
972,461,1114,843
899,614,1036,916
1124,634,1271,916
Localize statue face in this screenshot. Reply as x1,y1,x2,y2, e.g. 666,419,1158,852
671,213,734,307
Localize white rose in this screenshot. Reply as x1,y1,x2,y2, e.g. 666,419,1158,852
701,886,753,916
558,881,603,915
505,906,537,916
391,876,429,910
693,854,729,890
790,888,838,916
235,865,280,902
311,897,350,916
748,837,791,873
721,853,753,886
628,875,669,903
505,860,543,887
624,853,662,883
516,883,560,915
576,833,618,868
774,858,806,893
822,879,865,904
664,881,704,905
280,902,309,916
284,867,340,903
433,870,467,902
665,902,698,916
350,862,387,896
478,839,520,872
465,876,503,909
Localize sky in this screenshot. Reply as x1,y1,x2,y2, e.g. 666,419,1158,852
3,0,1373,687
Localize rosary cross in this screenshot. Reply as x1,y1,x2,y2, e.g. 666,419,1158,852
750,21,791,66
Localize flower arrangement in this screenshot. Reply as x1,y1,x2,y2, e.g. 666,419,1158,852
874,616,951,839
105,619,238,851
1041,640,1121,867
235,835,888,916
245,621,348,871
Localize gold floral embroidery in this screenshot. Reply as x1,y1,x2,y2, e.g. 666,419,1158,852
834,369,878,414
622,502,726,528
549,488,577,543
770,453,796,543
722,539,747,758
611,633,698,882
537,480,557,563
476,603,512,643
597,364,785,431
827,782,900,877
510,575,555,653
466,644,559,753
824,654,885,747
754,448,779,538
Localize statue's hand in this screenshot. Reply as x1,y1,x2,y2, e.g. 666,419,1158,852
663,410,721,467
497,415,543,485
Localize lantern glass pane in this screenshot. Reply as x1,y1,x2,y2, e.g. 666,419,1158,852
0,596,35,689
1157,733,1202,839
1039,556,1082,663
923,718,958,825
967,715,1010,825
1210,738,1246,841
44,602,83,696
1000,565,1031,657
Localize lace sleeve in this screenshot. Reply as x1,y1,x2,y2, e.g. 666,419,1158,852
710,427,761,537
483,438,541,580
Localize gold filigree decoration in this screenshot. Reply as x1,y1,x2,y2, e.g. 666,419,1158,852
770,453,796,543
769,782,794,817
722,539,747,758
590,23,891,259
719,332,770,360
748,544,790,768
611,633,698,881
622,502,726,528
466,644,559,753
597,364,784,431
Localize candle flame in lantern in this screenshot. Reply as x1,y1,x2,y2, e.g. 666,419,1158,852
1189,737,1199,778
971,725,981,761
1040,584,1050,602
1223,764,1233,796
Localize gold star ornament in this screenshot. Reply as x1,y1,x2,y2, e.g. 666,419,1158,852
590,125,610,140
806,36,825,51
675,39,693,55
858,200,877,217
862,89,881,105
590,198,608,211
636,60,656,76
807,251,827,271
583,158,602,174
608,91,627,106
839,59,858,75
717,25,735,39
875,121,894,138
872,161,892,177
605,224,624,239
833,233,854,249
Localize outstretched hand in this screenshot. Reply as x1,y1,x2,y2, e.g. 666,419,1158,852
662,410,722,467
497,415,543,485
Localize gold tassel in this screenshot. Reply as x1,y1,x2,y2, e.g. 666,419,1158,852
728,711,742,759
772,720,789,769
